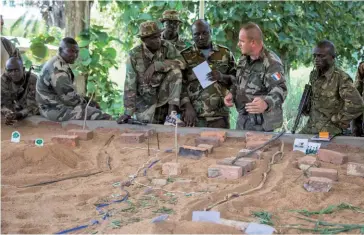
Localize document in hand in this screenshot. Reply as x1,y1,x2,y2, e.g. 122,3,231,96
192,61,215,89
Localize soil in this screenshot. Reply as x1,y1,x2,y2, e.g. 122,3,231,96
1,121,364,234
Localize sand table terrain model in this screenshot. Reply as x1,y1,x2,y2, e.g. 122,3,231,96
1,118,364,234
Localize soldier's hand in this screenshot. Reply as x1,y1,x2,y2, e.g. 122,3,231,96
224,92,234,107
116,114,131,124
144,63,155,84
183,103,197,127
246,97,268,114
207,70,223,82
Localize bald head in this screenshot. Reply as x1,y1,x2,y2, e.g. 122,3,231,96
5,57,24,83
240,22,264,43
192,19,212,49
59,37,79,64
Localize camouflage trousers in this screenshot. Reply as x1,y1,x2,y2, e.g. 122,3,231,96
300,120,344,135
196,116,229,128
135,68,182,123
39,104,104,122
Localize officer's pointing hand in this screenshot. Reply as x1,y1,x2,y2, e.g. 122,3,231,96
246,97,268,114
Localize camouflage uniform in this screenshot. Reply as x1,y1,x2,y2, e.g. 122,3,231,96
160,10,189,52
181,43,236,128
352,62,364,135
301,65,364,135
36,54,105,122
124,21,185,123
232,47,287,131
1,71,39,119
1,37,21,73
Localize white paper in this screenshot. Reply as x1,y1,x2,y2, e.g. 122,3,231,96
306,142,321,154
11,131,21,143
293,138,308,153
192,211,220,223
35,138,44,147
245,223,276,234
192,61,215,89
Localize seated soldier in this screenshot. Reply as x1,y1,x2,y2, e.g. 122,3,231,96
117,21,185,126
352,61,364,136
1,57,38,125
36,37,111,121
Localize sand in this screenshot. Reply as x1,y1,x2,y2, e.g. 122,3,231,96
1,121,364,234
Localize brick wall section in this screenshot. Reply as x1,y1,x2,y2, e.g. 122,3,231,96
179,146,208,159
317,149,348,165
208,164,242,179
67,129,94,140
197,144,214,153
237,148,262,159
298,156,321,170
119,133,145,144
347,162,364,177
217,157,256,175
304,177,333,192
162,162,181,176
51,135,79,147
200,131,227,142
195,137,220,147
308,168,338,181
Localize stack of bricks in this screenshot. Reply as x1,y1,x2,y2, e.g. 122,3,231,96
208,157,257,180
195,131,227,147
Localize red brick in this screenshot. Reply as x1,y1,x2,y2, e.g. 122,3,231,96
208,164,242,179
119,133,145,144
298,156,321,170
67,129,93,140
347,162,364,177
39,120,62,128
64,123,84,130
197,144,214,153
304,177,333,192
195,137,220,147
308,168,338,181
200,131,226,142
51,135,79,147
179,145,208,159
217,157,256,175
237,148,262,159
317,149,348,165
162,162,181,176
96,127,121,134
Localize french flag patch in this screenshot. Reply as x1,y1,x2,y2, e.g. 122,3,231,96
271,72,281,81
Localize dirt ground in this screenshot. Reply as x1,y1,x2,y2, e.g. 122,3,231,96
1,121,364,234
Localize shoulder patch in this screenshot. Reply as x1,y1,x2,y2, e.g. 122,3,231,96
271,72,282,81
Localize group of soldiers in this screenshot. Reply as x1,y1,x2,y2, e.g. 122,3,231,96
1,11,364,136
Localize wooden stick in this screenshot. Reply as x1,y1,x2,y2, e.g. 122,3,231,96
83,92,94,130
156,132,160,150
175,123,178,162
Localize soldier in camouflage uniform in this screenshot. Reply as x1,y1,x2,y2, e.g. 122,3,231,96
181,19,236,128
36,37,111,122
351,62,364,136
224,22,287,131
301,40,364,135
117,21,185,125
160,10,188,52
1,57,38,125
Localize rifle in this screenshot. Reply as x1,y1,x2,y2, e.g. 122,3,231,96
292,84,312,134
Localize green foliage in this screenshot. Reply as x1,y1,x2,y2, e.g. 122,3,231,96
74,25,124,117
252,211,274,226
290,203,364,217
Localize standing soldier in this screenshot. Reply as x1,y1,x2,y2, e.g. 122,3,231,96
351,61,364,136
1,57,38,125
181,19,236,128
117,21,185,125
301,40,364,135
160,10,188,52
224,22,287,131
36,37,111,122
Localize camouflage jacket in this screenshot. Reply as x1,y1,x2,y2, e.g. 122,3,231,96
124,40,185,116
180,43,236,119
36,54,84,108
1,72,38,118
1,37,21,73
231,47,287,130
355,62,364,99
162,33,189,52
304,65,364,134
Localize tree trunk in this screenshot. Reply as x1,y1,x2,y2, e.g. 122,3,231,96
280,50,291,86
65,0,92,95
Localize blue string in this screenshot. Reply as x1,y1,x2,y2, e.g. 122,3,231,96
143,159,160,176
